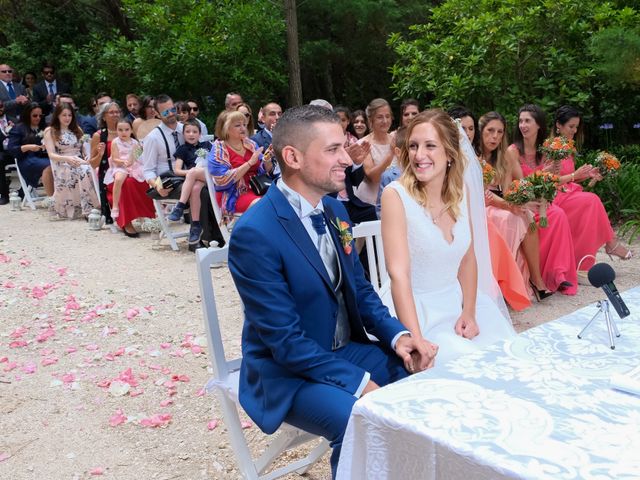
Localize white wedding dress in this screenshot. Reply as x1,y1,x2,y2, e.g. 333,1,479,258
383,182,515,366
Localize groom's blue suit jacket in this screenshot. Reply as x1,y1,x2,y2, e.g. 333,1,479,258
229,185,405,434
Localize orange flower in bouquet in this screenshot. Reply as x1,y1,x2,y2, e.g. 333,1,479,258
504,178,536,230
594,151,621,176
539,136,576,170
481,160,495,187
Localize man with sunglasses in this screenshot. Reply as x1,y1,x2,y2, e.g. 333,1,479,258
0,64,29,122
186,99,208,140
32,63,70,115
142,94,184,198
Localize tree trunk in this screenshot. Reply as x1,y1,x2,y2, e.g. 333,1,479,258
284,0,303,106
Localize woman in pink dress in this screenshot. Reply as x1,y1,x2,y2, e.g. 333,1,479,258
507,104,578,295
550,106,632,272
479,111,552,301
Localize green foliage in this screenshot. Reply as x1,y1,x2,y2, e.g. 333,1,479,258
590,26,640,86
390,0,640,143
64,0,287,113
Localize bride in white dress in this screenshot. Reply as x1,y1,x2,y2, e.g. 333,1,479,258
381,110,515,367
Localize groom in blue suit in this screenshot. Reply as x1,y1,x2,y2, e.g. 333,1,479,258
229,105,435,477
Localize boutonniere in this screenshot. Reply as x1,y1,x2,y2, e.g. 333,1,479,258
331,217,353,255
36,130,45,139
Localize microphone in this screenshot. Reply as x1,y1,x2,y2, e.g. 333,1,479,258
588,263,630,319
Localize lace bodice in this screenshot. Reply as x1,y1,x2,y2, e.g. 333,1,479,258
387,182,470,293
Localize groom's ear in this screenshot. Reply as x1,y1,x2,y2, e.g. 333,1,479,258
281,145,302,171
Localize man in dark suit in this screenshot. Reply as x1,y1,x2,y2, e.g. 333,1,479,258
0,64,29,122
250,102,282,150
229,105,436,478
32,63,70,115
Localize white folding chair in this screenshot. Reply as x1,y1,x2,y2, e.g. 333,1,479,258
14,159,46,210
205,171,239,241
153,198,190,251
196,247,329,480
351,220,390,297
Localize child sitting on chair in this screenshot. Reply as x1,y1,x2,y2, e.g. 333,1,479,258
106,118,143,219
167,119,212,221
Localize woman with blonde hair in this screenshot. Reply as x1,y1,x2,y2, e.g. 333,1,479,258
207,110,275,223
381,109,514,366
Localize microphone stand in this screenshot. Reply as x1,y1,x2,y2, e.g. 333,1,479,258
577,299,621,350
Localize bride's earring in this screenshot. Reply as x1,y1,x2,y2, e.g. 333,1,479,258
447,160,452,168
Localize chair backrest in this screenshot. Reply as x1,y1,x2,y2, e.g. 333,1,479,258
351,220,389,295
196,246,240,380
205,171,231,241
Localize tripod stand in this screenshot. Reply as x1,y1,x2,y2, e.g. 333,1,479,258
577,299,621,349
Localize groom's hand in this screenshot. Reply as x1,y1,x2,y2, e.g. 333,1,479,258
395,335,438,373
362,380,380,396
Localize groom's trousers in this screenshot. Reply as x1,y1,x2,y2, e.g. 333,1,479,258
284,341,408,479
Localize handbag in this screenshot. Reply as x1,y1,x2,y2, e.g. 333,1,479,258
146,127,184,199
249,174,272,196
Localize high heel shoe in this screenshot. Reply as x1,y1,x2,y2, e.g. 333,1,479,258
558,281,573,291
605,241,633,261
529,281,554,301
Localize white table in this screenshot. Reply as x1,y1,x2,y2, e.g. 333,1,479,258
337,287,640,479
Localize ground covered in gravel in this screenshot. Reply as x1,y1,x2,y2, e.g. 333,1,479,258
1,204,638,479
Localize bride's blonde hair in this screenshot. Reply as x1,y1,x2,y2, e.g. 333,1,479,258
399,109,466,220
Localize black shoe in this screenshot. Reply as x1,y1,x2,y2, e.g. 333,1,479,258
529,281,554,301
0,196,8,205
558,281,573,291
123,228,139,238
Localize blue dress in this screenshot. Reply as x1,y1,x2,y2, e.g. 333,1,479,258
7,123,50,188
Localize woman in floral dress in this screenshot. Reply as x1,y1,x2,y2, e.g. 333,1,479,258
43,104,99,219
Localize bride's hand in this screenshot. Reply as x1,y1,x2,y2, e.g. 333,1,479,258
455,312,479,339
395,334,438,373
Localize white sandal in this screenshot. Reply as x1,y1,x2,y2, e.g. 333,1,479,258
577,255,596,286
605,242,633,261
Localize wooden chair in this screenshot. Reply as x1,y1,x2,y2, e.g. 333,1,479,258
196,246,329,479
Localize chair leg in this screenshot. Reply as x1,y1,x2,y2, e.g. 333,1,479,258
153,200,179,251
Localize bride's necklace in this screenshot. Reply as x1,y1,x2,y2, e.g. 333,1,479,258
427,203,448,225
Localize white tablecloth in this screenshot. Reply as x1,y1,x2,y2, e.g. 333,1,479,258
337,287,640,479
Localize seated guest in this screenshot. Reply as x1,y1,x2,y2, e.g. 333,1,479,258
224,92,243,111
21,71,37,99
251,102,282,150
235,102,255,136
43,104,99,219
228,104,434,479
175,101,190,123
448,106,479,152
399,98,420,127
92,101,155,237
0,63,29,122
32,63,70,115
132,95,161,140
334,106,358,146
166,119,212,250
0,100,17,204
186,99,209,139
125,93,141,122
208,110,275,224
351,109,368,140
7,102,54,199
376,126,406,218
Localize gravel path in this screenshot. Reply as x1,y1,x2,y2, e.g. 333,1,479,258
1,204,637,479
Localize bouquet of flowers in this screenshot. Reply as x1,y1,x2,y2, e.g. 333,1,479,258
526,171,561,227
481,160,495,187
593,151,620,176
539,136,576,171
504,179,536,230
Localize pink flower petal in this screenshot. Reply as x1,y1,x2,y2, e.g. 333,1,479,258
139,413,172,428
65,347,78,354
19,258,32,266
191,346,203,354
159,399,173,407
56,267,68,276
36,327,56,343
0,357,8,363
125,308,139,320
41,357,59,366
10,326,28,338
61,373,76,384
0,253,11,263
3,281,15,288
109,409,127,427
169,350,186,358
31,286,47,299
195,388,205,397
89,467,104,475
85,344,99,351
159,343,171,349
241,421,253,429
207,419,219,431
138,372,149,380
0,452,10,462
9,340,28,348
21,363,36,374
3,361,18,372
129,389,144,397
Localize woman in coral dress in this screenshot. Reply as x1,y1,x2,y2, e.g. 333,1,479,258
479,111,551,302
507,104,578,295
550,106,632,272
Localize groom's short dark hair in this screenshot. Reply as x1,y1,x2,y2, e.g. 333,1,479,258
272,105,340,172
